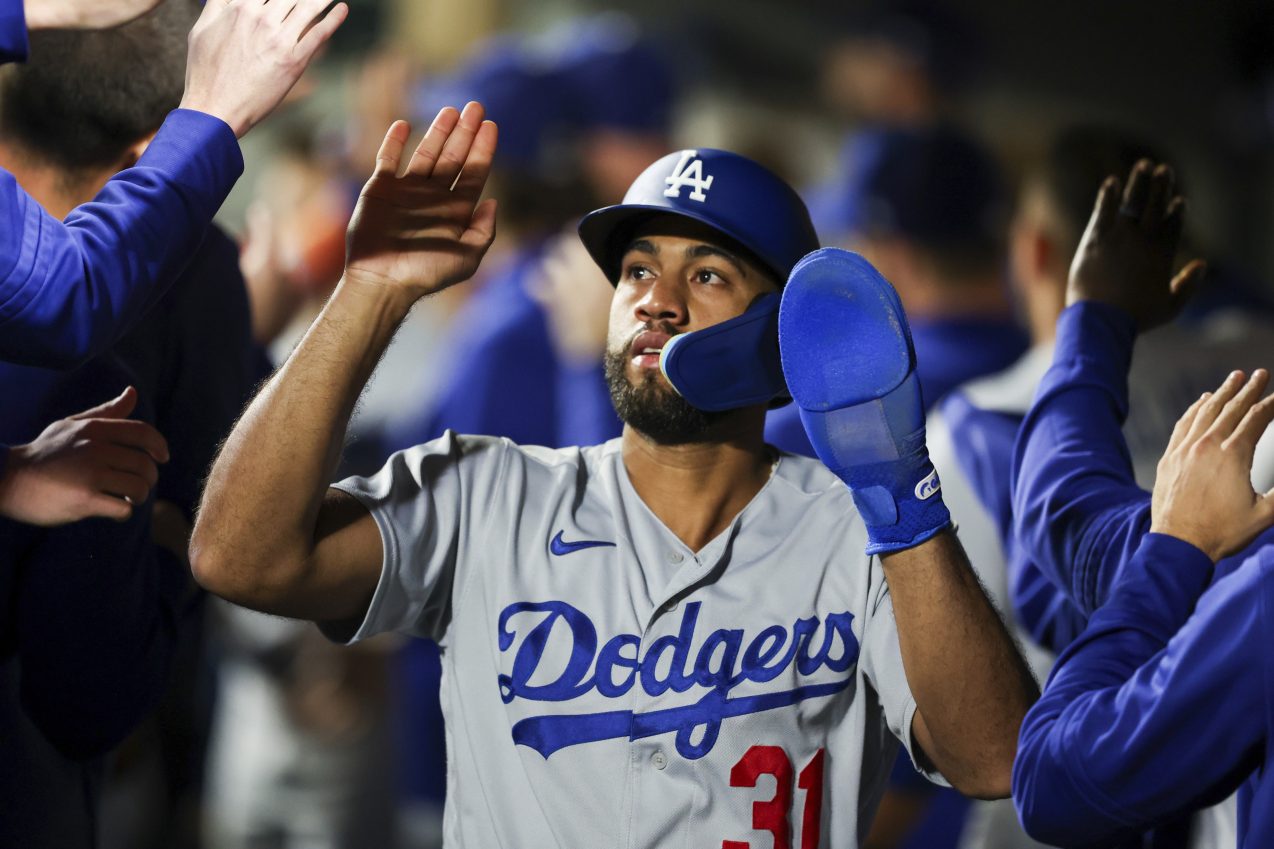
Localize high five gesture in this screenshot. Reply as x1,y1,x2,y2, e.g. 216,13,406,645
345,104,499,305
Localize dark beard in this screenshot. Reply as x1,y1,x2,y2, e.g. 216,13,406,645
603,346,725,444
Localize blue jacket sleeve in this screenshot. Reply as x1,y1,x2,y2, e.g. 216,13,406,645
0,108,243,369
1013,533,1267,846
1011,302,1152,615
0,0,26,64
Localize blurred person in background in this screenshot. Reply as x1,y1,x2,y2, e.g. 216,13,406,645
0,2,308,845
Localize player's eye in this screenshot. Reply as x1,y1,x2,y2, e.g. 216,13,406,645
623,263,655,282
692,267,726,286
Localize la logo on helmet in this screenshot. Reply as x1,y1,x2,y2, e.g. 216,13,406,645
663,151,714,202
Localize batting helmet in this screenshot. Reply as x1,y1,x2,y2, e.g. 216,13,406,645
577,148,820,285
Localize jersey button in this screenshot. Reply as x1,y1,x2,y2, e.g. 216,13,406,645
651,751,668,770
667,550,684,564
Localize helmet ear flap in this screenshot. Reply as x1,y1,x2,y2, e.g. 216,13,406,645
658,293,790,411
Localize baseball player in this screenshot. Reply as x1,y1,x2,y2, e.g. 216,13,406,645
192,104,1036,847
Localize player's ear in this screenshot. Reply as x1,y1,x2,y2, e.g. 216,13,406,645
118,132,158,171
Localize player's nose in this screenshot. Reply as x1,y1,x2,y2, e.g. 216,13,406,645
634,274,686,325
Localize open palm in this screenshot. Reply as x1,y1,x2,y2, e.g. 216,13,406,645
345,103,499,302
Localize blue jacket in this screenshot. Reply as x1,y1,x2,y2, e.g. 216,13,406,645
1010,302,1274,846
1014,533,1273,847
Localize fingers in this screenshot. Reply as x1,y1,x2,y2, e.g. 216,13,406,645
1187,370,1247,442
1119,159,1154,220
1229,372,1274,453
429,102,486,186
460,197,499,253
70,386,137,421
403,107,462,178
97,444,161,489
1088,176,1121,238
97,469,153,506
1167,392,1211,453
1169,257,1206,313
83,418,170,464
83,493,134,523
1212,369,1269,441
266,0,299,26
1142,164,1175,229
373,120,412,178
450,119,498,200
294,1,348,61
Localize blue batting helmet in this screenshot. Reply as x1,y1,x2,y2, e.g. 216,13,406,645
578,149,820,285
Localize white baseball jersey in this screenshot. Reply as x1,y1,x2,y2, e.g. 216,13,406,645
330,432,941,849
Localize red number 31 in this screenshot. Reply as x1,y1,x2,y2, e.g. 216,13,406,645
722,745,826,849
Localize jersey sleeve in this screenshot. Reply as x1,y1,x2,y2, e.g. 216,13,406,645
1013,533,1268,846
858,561,949,786
0,0,27,64
0,109,243,369
1010,302,1152,615
328,432,513,644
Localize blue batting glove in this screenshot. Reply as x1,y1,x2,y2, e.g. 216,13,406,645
779,248,951,555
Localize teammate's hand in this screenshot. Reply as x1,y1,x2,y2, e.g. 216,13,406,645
1066,159,1207,331
1151,370,1274,562
178,0,349,139
22,0,163,30
343,105,499,304
0,387,169,527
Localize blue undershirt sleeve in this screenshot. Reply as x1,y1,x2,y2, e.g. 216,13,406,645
1013,534,1268,846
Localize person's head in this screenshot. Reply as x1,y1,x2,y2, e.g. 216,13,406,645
549,13,677,205
578,149,819,443
0,0,196,216
812,124,1007,315
1011,126,1164,339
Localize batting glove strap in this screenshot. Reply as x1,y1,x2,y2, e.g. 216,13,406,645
841,454,952,556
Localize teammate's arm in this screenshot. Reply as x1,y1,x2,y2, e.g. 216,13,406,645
191,106,498,625
1011,161,1206,614
1014,370,1274,845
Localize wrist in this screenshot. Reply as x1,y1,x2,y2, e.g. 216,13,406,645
0,443,30,518
21,0,69,29
1148,519,1223,563
176,94,247,139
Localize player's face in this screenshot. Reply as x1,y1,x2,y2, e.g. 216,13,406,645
602,218,779,442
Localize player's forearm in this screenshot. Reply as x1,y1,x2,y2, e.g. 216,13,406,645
191,276,413,604
882,530,1038,798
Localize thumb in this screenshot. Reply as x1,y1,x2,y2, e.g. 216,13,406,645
70,386,138,421
1169,259,1207,314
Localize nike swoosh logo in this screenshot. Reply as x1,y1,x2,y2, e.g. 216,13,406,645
550,530,616,556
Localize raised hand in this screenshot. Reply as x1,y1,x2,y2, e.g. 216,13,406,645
179,0,349,139
0,387,169,526
343,104,499,305
1067,159,1207,331
1151,370,1274,562
23,0,164,30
